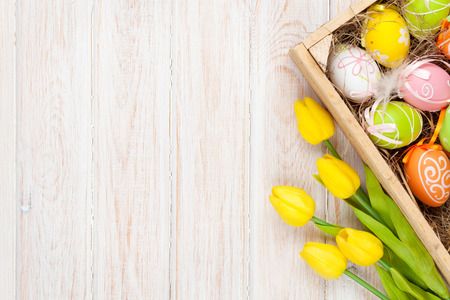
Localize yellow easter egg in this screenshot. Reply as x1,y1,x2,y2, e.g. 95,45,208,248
362,5,410,68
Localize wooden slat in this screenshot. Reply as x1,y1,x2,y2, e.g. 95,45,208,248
171,0,250,298
94,1,171,298
250,1,330,299
302,0,375,49
289,42,450,284
0,1,16,299
18,1,92,298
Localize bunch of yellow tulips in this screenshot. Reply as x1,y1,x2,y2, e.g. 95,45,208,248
269,97,450,300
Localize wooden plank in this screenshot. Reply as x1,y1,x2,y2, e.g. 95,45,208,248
302,0,376,49
290,42,450,284
0,1,16,299
94,1,171,299
18,1,92,298
171,0,250,298
249,1,330,299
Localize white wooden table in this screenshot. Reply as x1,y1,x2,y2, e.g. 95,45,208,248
1,0,382,299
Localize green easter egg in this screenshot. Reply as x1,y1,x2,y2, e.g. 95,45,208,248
367,101,423,149
404,0,450,39
440,107,450,152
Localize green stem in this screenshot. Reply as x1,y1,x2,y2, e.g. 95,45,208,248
356,187,371,205
344,269,389,300
352,192,388,227
323,140,341,159
311,216,335,227
378,258,391,271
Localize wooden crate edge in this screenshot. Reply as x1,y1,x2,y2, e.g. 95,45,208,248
289,43,450,282
302,0,376,49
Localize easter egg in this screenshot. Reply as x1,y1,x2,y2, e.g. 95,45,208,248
439,107,450,152
362,5,410,68
404,147,450,207
328,44,381,103
404,0,450,39
400,62,450,111
437,18,450,59
364,101,423,149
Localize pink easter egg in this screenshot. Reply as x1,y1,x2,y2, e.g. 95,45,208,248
400,62,450,111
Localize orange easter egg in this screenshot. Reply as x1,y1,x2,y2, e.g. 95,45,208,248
437,19,450,59
404,147,450,207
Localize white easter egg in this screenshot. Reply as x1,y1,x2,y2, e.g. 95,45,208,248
328,44,381,103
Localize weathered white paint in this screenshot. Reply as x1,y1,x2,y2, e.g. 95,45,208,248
0,1,16,299
171,0,250,298
94,1,171,298
9,0,385,299
17,1,92,298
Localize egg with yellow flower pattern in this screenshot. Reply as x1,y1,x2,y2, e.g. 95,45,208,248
362,5,410,68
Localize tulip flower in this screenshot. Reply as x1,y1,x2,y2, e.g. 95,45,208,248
300,242,347,280
336,228,384,266
317,154,361,199
269,186,315,226
294,97,335,145
300,242,389,300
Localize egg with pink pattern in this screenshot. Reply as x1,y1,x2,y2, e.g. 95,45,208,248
400,62,450,111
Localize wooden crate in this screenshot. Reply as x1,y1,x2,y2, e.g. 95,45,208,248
289,0,450,283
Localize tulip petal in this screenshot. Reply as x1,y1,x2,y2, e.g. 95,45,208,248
300,242,347,280
294,98,334,145
336,228,383,266
269,186,315,227
317,155,360,199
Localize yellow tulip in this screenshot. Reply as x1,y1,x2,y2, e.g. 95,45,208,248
317,154,361,199
336,228,384,267
294,97,335,145
300,242,347,280
269,186,315,227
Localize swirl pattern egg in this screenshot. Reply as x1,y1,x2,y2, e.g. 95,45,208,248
362,5,410,68
365,101,423,149
328,44,381,103
400,62,450,111
404,147,450,207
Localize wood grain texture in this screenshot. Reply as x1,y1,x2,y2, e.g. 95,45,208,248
250,1,330,299
171,0,250,298
0,1,16,299
94,1,171,299
17,1,92,298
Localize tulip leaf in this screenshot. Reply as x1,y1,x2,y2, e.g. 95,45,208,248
390,268,441,300
385,195,450,299
363,164,396,234
375,265,410,300
383,246,427,290
314,223,343,237
352,207,419,276
312,174,324,186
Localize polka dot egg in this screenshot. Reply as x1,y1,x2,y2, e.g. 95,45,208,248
362,5,410,68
